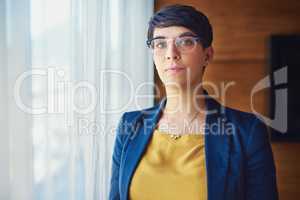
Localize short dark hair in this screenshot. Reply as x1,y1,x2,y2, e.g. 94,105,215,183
147,4,213,48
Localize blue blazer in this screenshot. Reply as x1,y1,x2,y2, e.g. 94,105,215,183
109,93,278,200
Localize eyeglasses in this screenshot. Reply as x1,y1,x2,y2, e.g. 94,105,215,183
146,36,201,54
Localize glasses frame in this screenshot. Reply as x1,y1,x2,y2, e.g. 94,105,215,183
146,36,202,54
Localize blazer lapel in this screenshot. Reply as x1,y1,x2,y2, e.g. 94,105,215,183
120,99,166,200
204,95,231,200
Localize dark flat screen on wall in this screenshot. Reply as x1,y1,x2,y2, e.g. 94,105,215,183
269,35,300,141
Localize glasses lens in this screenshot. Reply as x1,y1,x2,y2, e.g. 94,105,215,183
151,39,167,50
176,37,197,52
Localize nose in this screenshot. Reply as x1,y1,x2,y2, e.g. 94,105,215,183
165,41,181,60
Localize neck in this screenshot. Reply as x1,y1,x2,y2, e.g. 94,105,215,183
163,83,206,116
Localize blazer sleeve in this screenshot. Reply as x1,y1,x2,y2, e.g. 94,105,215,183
109,113,126,200
245,117,279,200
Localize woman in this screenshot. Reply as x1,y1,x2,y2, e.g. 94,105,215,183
109,4,278,200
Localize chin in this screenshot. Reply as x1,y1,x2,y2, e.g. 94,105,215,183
162,77,190,87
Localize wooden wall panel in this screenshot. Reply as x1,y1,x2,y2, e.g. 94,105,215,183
272,143,300,199
203,61,269,114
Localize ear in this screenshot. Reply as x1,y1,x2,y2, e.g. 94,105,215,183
205,46,214,62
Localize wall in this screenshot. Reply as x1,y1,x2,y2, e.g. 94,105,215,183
154,0,300,199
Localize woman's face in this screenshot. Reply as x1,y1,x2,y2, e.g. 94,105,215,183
152,26,213,88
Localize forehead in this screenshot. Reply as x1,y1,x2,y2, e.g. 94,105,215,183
153,26,195,38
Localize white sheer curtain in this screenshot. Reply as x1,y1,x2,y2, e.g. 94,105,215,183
1,0,154,199
1,0,33,199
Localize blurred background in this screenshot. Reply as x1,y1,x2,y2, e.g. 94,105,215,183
1,0,300,199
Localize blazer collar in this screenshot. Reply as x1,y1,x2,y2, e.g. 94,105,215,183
120,90,231,200
120,99,164,199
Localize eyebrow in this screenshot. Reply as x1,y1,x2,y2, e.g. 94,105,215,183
152,31,197,40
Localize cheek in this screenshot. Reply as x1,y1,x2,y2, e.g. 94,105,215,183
187,47,206,66
153,56,164,72
183,55,204,69
153,56,168,82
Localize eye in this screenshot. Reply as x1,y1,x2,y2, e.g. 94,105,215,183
153,39,167,49
178,37,195,47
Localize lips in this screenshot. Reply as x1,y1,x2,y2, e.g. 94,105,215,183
165,65,185,72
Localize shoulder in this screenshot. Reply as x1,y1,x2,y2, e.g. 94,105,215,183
115,103,160,141
121,103,160,125
222,105,270,154
223,106,261,134
206,96,262,139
